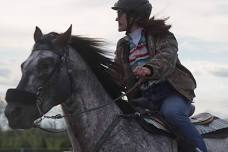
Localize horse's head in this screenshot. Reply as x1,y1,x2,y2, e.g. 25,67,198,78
5,26,73,129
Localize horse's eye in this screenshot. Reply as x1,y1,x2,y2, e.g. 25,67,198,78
40,63,49,69
37,60,52,72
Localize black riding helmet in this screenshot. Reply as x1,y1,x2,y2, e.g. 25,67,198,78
112,0,152,18
112,0,152,33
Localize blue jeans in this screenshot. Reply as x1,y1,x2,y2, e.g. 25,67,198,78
160,95,207,152
141,81,207,152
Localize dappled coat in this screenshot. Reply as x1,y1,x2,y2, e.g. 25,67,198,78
113,31,196,101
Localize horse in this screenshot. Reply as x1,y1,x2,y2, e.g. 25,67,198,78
4,26,228,152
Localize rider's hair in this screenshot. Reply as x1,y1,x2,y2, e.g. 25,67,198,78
143,17,172,36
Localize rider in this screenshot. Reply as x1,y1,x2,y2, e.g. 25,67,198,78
111,0,207,152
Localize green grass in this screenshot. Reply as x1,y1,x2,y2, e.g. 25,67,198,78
0,129,71,149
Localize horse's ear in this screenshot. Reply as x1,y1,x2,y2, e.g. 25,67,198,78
34,26,43,43
55,25,72,46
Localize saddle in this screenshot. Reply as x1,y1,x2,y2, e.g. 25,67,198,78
190,112,215,125
130,98,228,137
142,112,215,134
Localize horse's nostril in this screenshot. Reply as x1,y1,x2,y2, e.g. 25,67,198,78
5,107,21,118
13,107,21,117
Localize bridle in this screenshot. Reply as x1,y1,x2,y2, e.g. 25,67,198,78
30,46,142,121
5,47,73,132
32,47,73,131
35,50,67,113
5,45,143,151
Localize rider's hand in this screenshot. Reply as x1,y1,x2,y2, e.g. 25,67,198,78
133,66,152,78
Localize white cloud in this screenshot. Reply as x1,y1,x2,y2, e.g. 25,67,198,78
182,60,228,118
0,68,11,78
1,0,226,43
210,68,228,78
152,0,228,43
0,59,22,96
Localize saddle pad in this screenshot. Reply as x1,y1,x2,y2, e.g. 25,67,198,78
142,112,215,133
190,112,214,125
194,117,228,137
143,113,228,137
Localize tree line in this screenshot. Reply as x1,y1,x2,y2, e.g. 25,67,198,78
0,129,71,150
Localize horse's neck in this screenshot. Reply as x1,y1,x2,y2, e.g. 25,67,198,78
62,48,121,152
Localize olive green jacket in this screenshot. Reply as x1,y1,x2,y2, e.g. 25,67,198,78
113,31,196,101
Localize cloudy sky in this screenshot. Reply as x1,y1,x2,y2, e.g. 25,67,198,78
0,0,228,119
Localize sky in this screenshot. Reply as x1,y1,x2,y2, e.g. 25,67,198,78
0,0,228,122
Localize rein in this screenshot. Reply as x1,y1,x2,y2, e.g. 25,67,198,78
31,47,143,134
5,46,143,151
34,78,143,133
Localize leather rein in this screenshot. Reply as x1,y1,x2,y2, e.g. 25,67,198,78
21,47,143,152
28,47,142,134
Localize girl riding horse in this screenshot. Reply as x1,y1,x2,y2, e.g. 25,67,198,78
111,0,207,151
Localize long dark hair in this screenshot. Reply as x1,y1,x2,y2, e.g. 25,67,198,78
141,16,172,36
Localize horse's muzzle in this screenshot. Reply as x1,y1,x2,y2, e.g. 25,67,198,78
5,89,37,105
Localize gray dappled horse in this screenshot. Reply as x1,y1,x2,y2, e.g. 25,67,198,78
4,26,228,152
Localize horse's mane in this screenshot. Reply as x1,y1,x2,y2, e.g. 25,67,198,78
69,36,134,113
36,32,134,113
69,36,116,96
